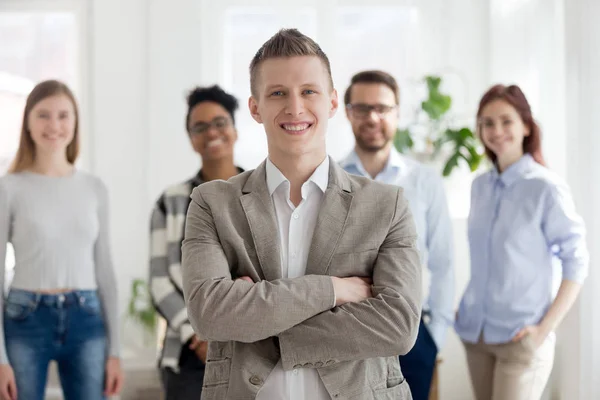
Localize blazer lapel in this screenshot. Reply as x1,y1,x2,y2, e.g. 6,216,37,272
306,159,353,276
240,161,282,281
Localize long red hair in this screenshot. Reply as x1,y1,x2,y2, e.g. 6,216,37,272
476,84,545,166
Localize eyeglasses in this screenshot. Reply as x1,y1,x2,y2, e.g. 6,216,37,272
346,103,397,118
189,116,231,135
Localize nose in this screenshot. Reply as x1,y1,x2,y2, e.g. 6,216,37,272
205,125,221,138
366,109,382,123
489,124,504,137
48,116,60,131
284,93,305,116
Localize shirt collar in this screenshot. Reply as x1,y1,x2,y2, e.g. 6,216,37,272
340,146,404,178
490,153,534,187
266,157,329,195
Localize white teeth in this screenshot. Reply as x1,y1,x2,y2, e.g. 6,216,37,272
283,124,309,131
207,138,224,148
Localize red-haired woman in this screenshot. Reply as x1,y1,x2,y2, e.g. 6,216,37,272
455,84,588,400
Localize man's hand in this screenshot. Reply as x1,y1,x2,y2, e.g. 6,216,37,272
0,364,17,400
189,335,208,363
332,277,373,306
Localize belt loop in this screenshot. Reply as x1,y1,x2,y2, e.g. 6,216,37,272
33,292,41,307
76,290,85,305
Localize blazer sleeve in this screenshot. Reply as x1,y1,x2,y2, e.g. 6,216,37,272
277,187,422,370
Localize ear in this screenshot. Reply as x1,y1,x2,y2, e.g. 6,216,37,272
523,125,531,137
329,88,339,118
248,96,263,124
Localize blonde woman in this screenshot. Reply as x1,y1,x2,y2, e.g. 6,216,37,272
0,80,123,400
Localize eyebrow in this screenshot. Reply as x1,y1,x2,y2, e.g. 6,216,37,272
482,114,513,120
36,108,71,114
264,83,322,92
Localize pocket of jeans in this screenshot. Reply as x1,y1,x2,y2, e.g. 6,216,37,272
520,335,537,353
78,293,102,316
4,293,37,320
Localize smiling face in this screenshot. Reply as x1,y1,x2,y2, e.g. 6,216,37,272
188,101,238,162
479,99,529,165
27,94,77,157
346,82,399,153
248,55,338,163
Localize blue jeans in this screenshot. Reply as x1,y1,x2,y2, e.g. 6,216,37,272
4,289,108,400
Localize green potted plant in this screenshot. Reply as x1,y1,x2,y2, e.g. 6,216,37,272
126,278,157,345
394,76,483,176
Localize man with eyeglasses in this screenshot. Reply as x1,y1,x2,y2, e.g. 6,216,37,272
148,85,243,400
340,70,455,400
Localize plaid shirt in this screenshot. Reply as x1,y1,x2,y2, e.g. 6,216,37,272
149,169,242,370
149,172,204,370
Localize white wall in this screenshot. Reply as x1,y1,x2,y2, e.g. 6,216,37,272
489,0,566,177
88,0,151,357
561,0,600,398
83,0,490,397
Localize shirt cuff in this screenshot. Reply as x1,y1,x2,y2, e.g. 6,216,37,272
180,322,195,344
426,317,449,351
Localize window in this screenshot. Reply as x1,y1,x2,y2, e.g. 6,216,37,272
215,2,418,168
0,11,78,174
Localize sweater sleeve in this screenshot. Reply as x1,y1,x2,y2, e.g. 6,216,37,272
93,178,120,358
0,179,10,364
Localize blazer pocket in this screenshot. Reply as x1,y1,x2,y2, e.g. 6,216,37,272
335,241,379,255
203,358,231,388
201,384,230,400
373,378,410,399
329,249,379,276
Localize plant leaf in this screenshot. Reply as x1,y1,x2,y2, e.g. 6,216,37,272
443,152,461,176
394,128,414,154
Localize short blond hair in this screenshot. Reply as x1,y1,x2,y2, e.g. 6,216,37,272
9,80,80,173
249,28,334,97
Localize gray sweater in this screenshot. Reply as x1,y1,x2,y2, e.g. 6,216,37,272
0,170,119,364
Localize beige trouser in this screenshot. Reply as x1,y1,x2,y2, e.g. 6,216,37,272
463,334,555,400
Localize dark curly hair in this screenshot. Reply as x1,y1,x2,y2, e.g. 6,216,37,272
185,85,239,133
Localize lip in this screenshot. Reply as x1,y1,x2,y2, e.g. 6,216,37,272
42,133,63,140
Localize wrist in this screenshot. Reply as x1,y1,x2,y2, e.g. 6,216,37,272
538,320,553,336
331,277,342,306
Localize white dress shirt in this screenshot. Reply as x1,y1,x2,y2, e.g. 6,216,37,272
256,156,331,400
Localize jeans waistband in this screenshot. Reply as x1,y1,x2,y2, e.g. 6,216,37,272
7,289,98,308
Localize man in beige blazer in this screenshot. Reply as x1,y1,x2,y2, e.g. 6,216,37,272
181,28,422,400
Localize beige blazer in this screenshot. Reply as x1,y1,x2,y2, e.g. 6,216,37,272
182,158,422,400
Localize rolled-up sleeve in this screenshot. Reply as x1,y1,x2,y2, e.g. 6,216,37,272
542,183,589,284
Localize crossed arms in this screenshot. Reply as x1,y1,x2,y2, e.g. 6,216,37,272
181,189,422,370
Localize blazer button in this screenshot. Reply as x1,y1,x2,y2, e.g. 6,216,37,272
249,376,263,386
314,362,323,367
